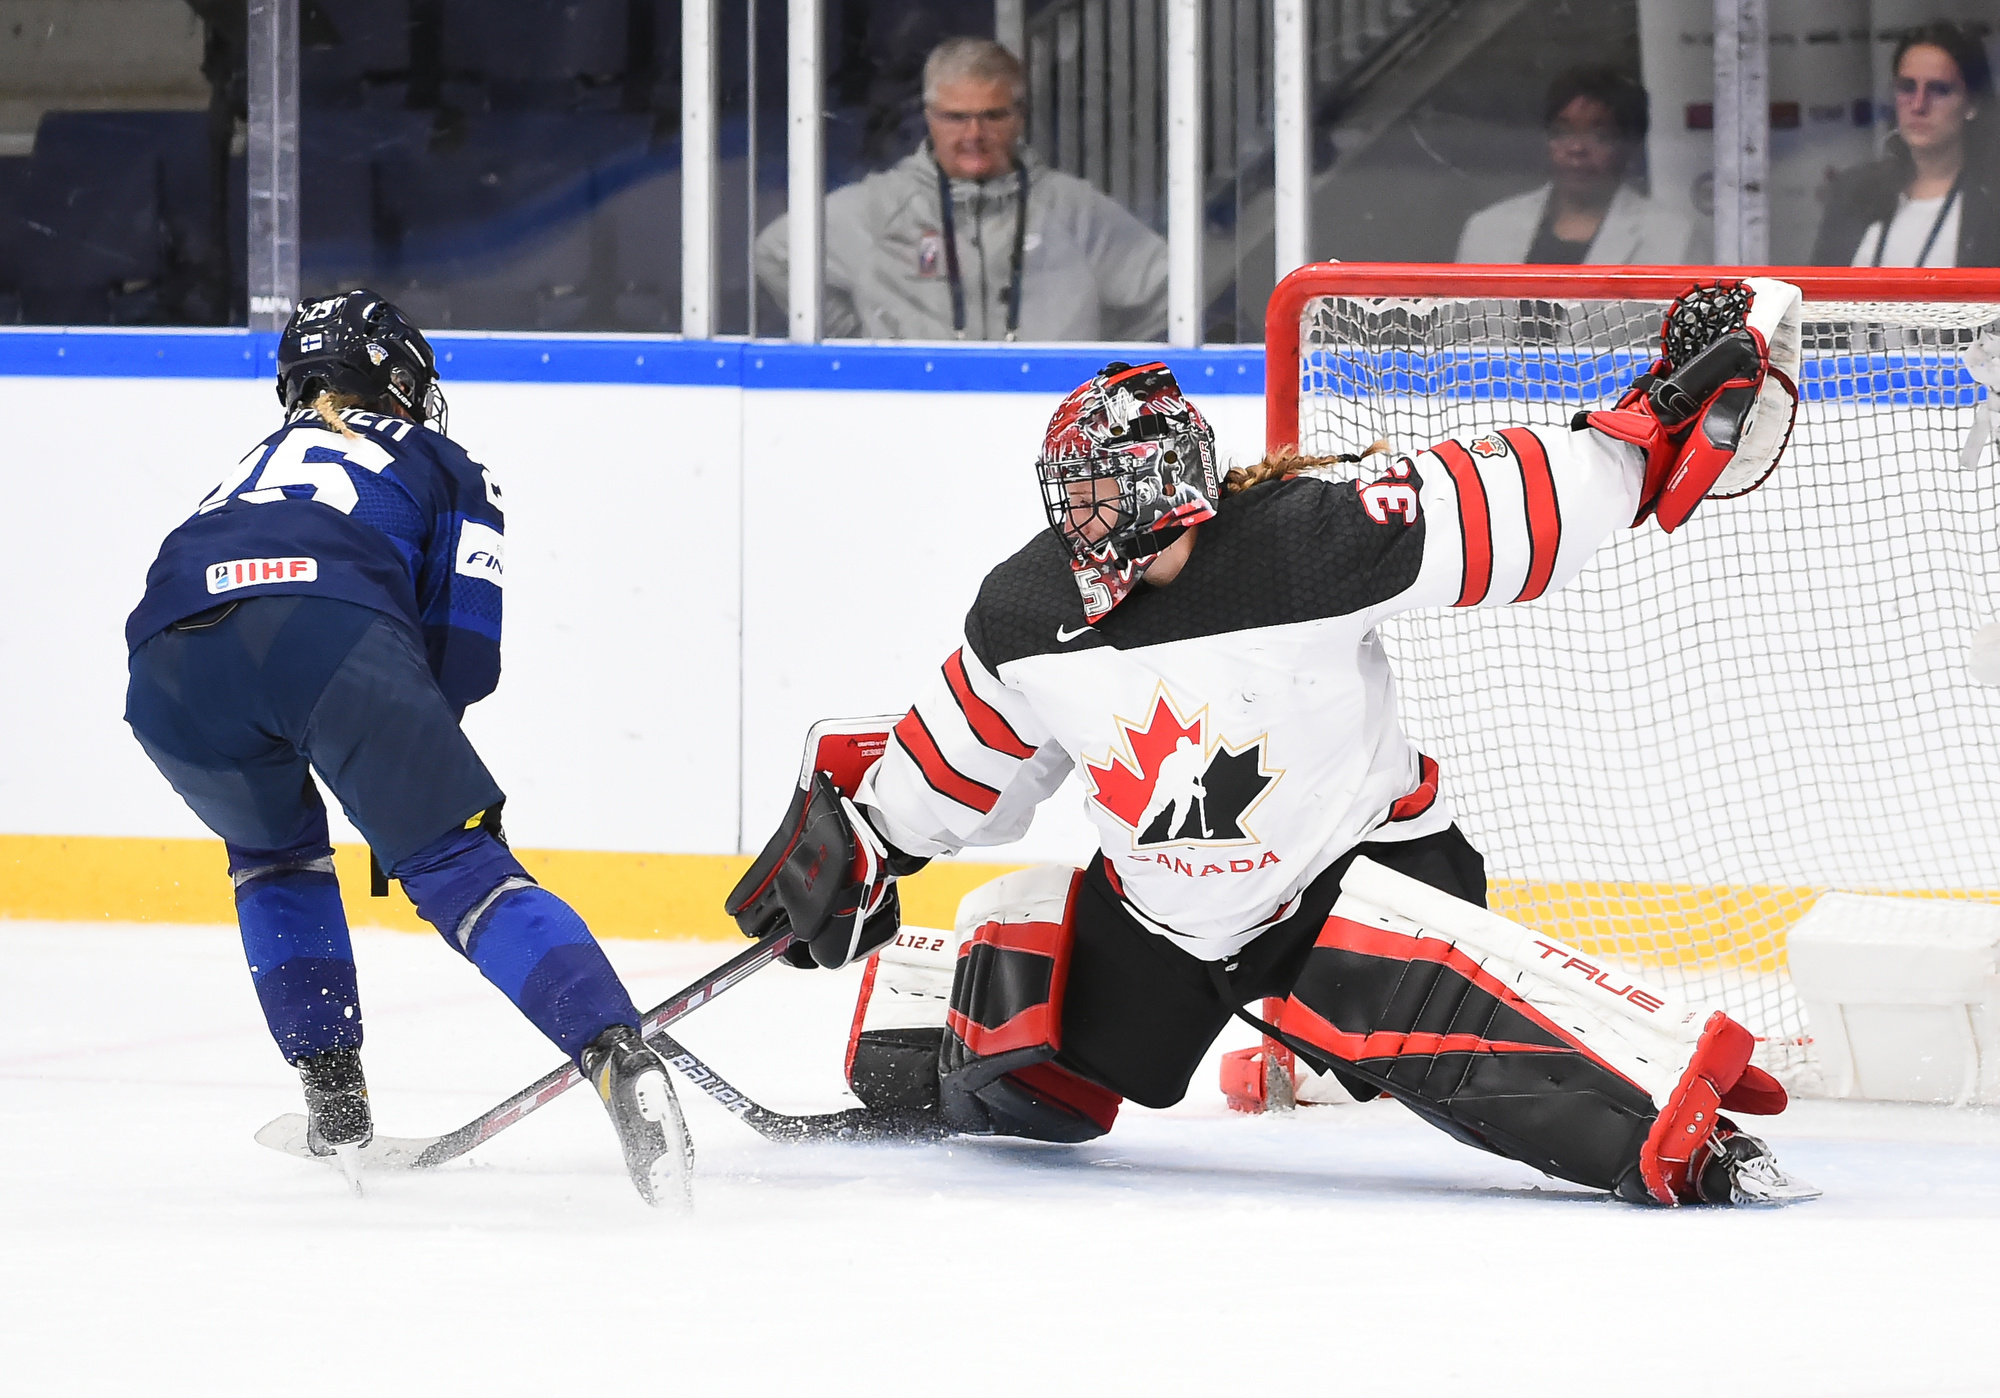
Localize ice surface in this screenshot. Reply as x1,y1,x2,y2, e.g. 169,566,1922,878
5,922,2000,1397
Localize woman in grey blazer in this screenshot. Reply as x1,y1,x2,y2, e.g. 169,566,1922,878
1455,65,1694,265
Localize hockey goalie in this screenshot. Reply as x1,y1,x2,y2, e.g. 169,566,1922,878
729,278,1816,1206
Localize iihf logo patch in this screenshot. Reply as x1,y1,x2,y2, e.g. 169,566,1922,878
1083,688,1281,850
207,557,317,594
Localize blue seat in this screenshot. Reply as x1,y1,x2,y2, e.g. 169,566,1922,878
0,156,32,321
299,110,434,296
363,111,661,330
17,111,236,325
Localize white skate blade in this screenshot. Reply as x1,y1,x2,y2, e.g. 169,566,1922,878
254,1113,434,1170
333,1142,364,1198
1729,1157,1823,1205
1264,1051,1296,1115
633,1070,694,1211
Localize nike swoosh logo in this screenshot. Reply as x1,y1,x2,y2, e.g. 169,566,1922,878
1056,624,1093,643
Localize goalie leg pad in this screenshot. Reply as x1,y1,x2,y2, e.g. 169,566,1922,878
1281,915,1659,1191
938,865,1122,1143
1281,858,1792,1202
845,924,967,1112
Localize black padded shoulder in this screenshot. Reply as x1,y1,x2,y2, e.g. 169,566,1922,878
964,470,1428,670
963,529,1089,673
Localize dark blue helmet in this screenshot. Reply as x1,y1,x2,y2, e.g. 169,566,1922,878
276,290,446,432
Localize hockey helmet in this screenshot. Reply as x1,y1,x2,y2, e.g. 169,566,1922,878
1036,361,1219,620
276,289,447,432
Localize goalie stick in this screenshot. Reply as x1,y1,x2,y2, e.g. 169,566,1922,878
255,928,945,1170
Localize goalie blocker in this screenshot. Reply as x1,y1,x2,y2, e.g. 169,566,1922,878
726,718,929,969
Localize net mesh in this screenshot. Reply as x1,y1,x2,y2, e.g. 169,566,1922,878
1294,290,2000,1085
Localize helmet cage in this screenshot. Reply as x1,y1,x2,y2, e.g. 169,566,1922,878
1037,430,1215,568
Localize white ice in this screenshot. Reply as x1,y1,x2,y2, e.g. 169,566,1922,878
6,921,2000,1398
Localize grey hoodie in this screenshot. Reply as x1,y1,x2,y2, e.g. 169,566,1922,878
755,144,1168,341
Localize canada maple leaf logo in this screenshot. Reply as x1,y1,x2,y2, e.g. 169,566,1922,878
1082,690,1280,849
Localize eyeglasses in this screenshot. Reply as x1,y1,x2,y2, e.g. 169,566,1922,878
1546,122,1622,148
928,106,1020,130
1895,76,1964,102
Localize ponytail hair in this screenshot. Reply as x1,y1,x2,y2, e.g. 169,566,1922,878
311,389,365,440
1223,439,1393,495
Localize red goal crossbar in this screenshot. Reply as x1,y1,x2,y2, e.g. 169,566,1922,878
1263,263,2000,454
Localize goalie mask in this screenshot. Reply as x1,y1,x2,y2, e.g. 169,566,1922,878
276,289,448,434
1036,361,1220,623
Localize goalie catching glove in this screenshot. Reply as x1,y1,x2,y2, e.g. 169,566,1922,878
725,717,929,969
1579,277,1803,533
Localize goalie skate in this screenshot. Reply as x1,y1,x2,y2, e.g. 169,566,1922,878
1696,1127,1822,1205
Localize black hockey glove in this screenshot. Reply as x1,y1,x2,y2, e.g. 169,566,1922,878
726,773,928,969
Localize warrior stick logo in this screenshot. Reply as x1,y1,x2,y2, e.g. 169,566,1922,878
1082,689,1280,849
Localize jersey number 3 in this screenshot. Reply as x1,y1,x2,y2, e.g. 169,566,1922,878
196,433,395,517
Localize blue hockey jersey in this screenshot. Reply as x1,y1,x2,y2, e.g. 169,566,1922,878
126,407,505,712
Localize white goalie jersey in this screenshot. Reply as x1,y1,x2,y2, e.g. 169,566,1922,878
857,424,1646,960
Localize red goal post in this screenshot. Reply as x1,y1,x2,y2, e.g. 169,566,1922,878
1259,263,2000,1087
1265,263,2000,453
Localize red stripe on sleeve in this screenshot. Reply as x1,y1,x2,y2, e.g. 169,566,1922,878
893,709,1001,815
1432,440,1492,606
943,649,1037,759
1502,427,1563,603
1387,753,1440,822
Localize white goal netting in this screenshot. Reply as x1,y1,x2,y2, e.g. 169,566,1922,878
1294,289,2000,1084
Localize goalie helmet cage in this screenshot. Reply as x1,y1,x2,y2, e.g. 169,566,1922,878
1265,264,2000,1088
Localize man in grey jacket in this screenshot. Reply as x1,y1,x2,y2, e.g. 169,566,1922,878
756,37,1168,341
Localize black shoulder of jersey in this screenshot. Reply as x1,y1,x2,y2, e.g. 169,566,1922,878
965,470,1429,670
963,529,1090,672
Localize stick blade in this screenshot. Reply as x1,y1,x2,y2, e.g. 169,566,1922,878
253,1112,441,1170
756,1106,950,1144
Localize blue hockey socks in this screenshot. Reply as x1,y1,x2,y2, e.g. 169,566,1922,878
462,888,640,1061
396,826,639,1062
231,854,362,1064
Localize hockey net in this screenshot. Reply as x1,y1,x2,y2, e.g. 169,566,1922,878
1268,265,2000,1087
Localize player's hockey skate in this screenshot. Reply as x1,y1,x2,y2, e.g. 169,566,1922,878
1694,1126,1821,1205
581,1025,694,1209
298,1048,371,1194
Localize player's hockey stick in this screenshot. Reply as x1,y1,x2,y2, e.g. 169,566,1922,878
255,928,942,1168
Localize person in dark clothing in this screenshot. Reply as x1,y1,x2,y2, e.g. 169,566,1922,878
124,290,692,1207
1812,21,1999,268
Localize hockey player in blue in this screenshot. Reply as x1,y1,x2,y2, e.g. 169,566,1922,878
124,291,690,1206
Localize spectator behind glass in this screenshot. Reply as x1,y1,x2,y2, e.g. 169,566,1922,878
755,37,1168,341
1455,65,1693,265
1812,22,1997,268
